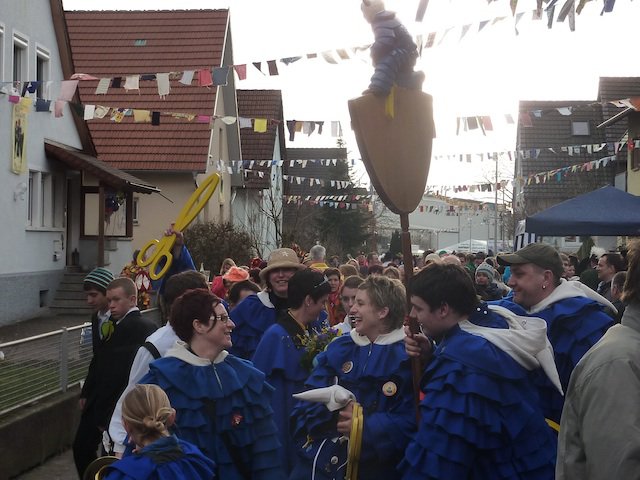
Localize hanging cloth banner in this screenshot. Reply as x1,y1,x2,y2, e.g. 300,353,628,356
11,98,31,174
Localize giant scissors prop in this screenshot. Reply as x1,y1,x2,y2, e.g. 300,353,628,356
137,173,220,280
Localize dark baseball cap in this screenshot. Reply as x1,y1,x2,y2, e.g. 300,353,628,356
497,243,564,278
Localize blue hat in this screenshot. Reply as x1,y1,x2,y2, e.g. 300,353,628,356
84,267,115,293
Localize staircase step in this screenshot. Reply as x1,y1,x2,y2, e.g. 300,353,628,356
49,306,93,316
54,290,88,300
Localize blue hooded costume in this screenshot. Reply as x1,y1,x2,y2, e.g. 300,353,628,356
493,279,614,424
103,436,214,480
400,304,558,479
252,311,321,474
289,328,415,480
140,343,283,480
230,291,327,360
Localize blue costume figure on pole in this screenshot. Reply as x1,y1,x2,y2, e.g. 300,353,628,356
141,289,284,479
400,264,558,479
289,276,415,480
361,0,424,96
252,269,332,475
495,243,615,425
102,385,214,480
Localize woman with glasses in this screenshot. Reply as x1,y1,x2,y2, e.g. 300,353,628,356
140,288,283,479
252,269,332,474
289,275,416,480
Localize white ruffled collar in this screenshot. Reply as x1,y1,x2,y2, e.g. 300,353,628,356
349,327,405,346
166,340,228,365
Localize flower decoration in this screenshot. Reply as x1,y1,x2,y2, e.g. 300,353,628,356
297,326,341,372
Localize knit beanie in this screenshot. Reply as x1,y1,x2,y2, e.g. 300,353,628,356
475,263,495,280
84,267,115,294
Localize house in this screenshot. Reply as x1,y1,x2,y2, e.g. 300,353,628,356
597,77,640,195
0,0,160,323
376,194,511,253
514,100,613,220
65,9,243,254
233,90,286,258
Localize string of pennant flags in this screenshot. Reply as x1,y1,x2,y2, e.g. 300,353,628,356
0,0,625,101
521,154,618,185
3,77,638,140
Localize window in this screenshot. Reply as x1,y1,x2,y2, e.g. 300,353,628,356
27,171,34,226
36,46,50,99
0,25,4,81
571,121,590,136
132,197,140,225
26,171,64,228
13,34,28,83
632,138,640,171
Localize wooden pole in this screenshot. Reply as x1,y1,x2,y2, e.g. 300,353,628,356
400,213,422,420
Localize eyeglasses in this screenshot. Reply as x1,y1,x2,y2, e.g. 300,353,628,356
313,276,329,290
211,314,231,324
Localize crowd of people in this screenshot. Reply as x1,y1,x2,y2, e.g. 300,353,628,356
74,225,638,479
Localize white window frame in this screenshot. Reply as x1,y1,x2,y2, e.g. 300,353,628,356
132,197,140,225
571,121,590,136
0,24,5,82
35,44,50,99
26,170,65,231
12,31,29,83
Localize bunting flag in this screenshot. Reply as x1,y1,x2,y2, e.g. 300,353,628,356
523,154,616,185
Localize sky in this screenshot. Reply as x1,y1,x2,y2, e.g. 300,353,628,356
61,0,639,201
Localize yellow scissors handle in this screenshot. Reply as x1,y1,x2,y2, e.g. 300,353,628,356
137,236,174,280
135,173,220,281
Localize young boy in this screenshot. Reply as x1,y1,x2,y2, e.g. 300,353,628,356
73,276,157,477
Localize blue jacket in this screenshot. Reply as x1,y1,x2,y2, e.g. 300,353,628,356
103,436,214,480
290,329,415,480
400,308,557,479
141,345,283,480
493,294,613,423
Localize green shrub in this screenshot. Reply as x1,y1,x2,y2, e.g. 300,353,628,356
184,222,253,273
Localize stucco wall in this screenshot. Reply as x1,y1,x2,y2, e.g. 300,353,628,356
0,1,83,320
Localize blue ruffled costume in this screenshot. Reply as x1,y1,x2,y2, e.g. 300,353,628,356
140,346,283,480
103,435,214,480
494,296,613,424
230,291,327,360
252,314,311,474
400,308,557,479
289,329,415,480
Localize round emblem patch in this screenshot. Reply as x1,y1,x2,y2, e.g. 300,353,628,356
342,361,353,374
382,381,397,397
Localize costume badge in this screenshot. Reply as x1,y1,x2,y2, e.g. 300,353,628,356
342,361,353,374
231,413,243,427
382,381,397,397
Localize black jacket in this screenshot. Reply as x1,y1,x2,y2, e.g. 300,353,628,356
81,309,157,428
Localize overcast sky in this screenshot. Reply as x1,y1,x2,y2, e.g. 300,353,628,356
61,0,638,197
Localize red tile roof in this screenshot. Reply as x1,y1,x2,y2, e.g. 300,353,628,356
65,10,229,171
237,90,285,189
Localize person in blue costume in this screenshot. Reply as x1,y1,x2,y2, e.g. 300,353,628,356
400,263,559,479
495,243,615,426
102,384,214,480
140,288,283,479
289,275,415,480
252,268,332,475
230,248,327,360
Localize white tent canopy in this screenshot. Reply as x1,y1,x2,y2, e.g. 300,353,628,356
439,239,488,254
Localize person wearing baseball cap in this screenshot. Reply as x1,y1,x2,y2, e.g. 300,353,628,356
495,242,615,427
229,248,327,359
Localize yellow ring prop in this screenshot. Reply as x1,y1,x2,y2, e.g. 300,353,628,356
137,173,220,280
345,402,364,480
